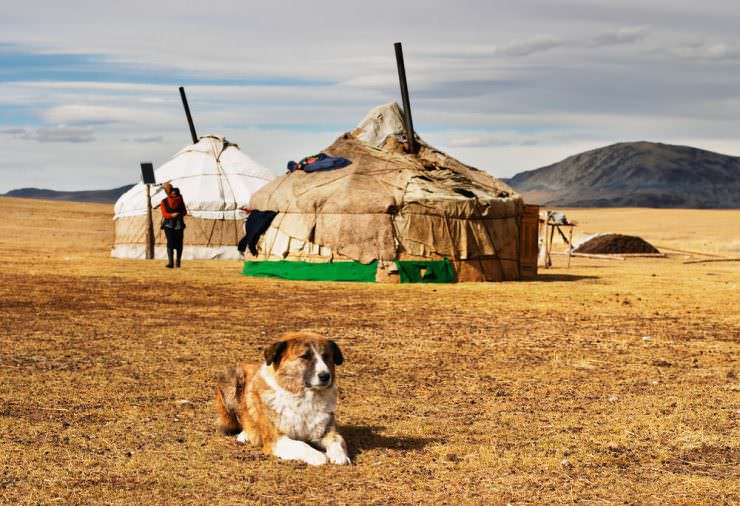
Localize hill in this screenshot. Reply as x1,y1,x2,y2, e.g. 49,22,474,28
507,141,740,208
2,184,134,203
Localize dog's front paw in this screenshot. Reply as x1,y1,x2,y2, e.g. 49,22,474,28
235,431,249,445
326,444,351,465
303,450,328,466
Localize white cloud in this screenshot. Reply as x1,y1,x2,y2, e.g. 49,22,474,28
0,125,95,143
124,135,164,143
497,35,564,57
447,132,540,148
589,26,649,47
43,105,175,126
673,41,740,60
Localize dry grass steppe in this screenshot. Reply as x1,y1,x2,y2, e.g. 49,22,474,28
0,197,738,504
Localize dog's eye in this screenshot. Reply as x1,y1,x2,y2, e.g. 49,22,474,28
300,352,311,360
322,353,330,362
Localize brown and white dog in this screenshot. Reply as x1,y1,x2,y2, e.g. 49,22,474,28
215,331,350,466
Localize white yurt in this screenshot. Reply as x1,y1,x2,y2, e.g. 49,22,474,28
112,135,275,260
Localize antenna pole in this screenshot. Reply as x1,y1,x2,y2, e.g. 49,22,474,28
178,86,198,144
394,42,418,154
145,184,154,259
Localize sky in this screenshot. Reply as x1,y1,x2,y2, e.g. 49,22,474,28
1,0,739,192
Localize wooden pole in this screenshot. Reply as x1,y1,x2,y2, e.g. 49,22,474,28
570,252,625,260
567,227,573,268
179,86,198,144
653,245,727,258
683,258,740,264
393,42,418,154
145,184,154,259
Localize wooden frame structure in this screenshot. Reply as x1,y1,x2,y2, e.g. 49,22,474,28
539,215,575,269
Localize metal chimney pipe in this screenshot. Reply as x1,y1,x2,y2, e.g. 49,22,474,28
178,86,198,144
394,42,418,154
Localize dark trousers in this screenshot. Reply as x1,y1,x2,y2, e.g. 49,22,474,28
164,228,184,252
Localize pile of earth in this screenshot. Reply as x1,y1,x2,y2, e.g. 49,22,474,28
574,234,660,254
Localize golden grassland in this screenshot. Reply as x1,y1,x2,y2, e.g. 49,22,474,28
0,197,738,505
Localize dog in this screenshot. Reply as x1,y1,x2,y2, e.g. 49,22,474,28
215,331,350,466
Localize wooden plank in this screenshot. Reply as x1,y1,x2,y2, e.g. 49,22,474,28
569,252,625,260
683,258,740,265
653,245,728,258
519,204,539,279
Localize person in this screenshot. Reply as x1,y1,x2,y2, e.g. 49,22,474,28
160,186,187,268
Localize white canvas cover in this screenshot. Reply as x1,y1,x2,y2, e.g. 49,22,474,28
354,102,407,148
112,135,275,259
114,135,275,220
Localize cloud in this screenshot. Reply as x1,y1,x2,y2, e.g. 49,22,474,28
124,135,163,143
341,75,398,89
0,125,95,143
497,35,564,57
448,133,540,148
673,41,740,60
43,105,173,126
0,127,26,135
589,26,649,47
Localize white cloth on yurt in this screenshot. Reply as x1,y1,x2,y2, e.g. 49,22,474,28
114,135,275,220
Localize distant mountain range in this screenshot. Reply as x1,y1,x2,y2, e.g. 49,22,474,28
4,141,740,208
506,141,740,208
1,185,134,204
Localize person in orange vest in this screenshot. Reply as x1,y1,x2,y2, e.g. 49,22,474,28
160,186,187,268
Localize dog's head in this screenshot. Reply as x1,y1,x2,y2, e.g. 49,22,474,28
264,331,344,393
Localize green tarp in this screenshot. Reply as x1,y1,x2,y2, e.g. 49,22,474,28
242,260,378,282
394,259,456,283
242,259,457,283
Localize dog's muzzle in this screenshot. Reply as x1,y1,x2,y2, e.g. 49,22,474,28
307,372,332,389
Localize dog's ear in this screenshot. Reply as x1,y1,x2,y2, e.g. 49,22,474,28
329,340,344,366
264,341,288,367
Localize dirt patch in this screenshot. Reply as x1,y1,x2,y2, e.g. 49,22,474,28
575,233,660,254
667,445,740,479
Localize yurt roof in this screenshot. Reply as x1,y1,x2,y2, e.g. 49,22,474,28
251,102,519,216
114,135,275,220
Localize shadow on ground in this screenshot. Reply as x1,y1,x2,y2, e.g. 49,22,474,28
529,273,600,282
341,425,438,458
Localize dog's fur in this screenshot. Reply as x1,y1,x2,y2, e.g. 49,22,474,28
215,331,350,466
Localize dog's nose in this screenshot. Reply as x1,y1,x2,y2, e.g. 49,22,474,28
318,372,331,383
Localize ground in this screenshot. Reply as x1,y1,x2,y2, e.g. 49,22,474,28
0,197,738,505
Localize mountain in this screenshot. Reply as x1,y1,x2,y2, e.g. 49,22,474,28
1,185,134,204
506,141,740,208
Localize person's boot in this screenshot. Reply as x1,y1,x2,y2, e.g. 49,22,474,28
166,248,174,268
175,248,182,268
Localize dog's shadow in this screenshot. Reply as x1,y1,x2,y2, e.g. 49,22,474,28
341,424,437,459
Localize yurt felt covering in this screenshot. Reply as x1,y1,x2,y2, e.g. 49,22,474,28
245,103,528,282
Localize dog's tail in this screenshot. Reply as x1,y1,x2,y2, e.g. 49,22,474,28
215,366,245,435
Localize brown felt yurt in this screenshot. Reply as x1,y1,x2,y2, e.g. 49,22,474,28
242,103,539,282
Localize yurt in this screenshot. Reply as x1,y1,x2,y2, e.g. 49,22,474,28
112,135,275,260
243,103,539,282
